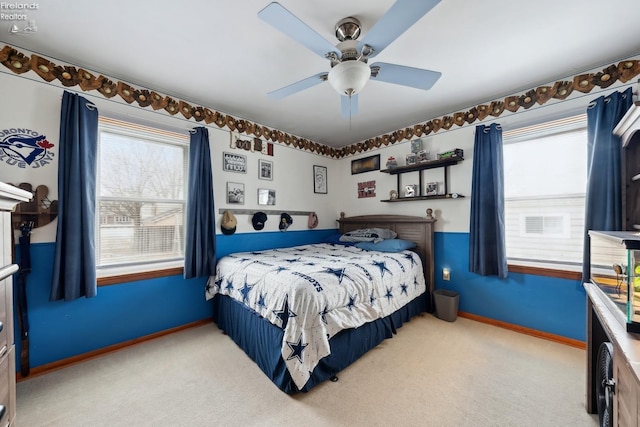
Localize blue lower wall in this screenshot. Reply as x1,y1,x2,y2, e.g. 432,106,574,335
14,228,336,372
434,232,586,342
14,228,586,373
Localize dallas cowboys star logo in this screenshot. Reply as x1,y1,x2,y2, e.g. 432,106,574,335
373,260,392,278
239,276,253,303
286,334,308,363
323,267,352,284
208,277,222,293
225,279,234,293
257,293,267,310
385,287,394,302
346,295,357,311
319,306,329,324
272,297,289,328
401,283,408,295
404,253,418,266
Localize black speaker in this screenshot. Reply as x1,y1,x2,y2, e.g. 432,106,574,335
596,342,615,427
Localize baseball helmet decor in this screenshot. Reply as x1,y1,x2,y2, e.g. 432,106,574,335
279,213,293,231
307,212,318,229
220,211,237,235
252,211,268,230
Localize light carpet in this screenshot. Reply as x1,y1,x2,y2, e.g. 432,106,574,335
16,314,599,427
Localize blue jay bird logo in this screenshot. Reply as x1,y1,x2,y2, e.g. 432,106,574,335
0,129,55,168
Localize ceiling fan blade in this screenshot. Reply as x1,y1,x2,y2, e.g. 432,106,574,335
359,0,441,58
370,62,441,90
267,72,328,100
258,2,340,59
341,94,359,118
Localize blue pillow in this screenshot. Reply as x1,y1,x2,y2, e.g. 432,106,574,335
324,233,355,246
355,239,416,253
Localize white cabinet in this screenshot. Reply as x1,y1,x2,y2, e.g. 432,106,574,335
0,182,32,427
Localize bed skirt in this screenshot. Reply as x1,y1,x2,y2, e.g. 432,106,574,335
211,292,429,394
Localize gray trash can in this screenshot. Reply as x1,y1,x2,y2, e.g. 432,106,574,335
434,289,459,322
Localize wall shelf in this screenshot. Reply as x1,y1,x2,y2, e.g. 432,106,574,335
381,193,463,203
380,156,464,202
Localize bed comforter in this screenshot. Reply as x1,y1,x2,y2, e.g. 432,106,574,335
206,243,426,390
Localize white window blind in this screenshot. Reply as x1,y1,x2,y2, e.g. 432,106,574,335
503,114,587,270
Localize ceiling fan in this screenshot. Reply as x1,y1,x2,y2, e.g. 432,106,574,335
258,0,442,118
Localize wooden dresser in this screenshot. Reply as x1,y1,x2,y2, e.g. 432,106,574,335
586,282,640,425
585,98,640,425
0,183,32,427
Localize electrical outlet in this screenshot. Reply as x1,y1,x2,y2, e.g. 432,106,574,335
443,268,450,281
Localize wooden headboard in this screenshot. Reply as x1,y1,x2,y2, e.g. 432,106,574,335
336,210,436,308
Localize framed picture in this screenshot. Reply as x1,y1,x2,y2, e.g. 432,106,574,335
259,159,273,180
226,182,245,204
351,154,380,175
223,152,247,173
426,182,438,196
258,188,276,205
404,184,417,198
411,139,423,154
313,165,327,194
417,150,430,162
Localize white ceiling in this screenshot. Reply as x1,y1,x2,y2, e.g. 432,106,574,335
2,0,640,148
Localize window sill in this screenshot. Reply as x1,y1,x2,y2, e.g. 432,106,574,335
97,267,184,286
508,264,581,281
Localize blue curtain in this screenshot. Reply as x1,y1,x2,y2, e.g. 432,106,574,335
469,123,508,279
582,87,633,281
50,91,99,301
184,127,216,279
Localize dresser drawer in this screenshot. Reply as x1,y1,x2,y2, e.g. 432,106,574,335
0,346,13,427
0,281,8,354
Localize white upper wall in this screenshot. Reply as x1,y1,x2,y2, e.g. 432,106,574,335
0,71,339,243
0,54,636,239
335,83,629,232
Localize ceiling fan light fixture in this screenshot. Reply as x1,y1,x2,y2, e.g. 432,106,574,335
327,60,370,96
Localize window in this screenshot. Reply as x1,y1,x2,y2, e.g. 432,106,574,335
96,117,189,277
503,115,587,271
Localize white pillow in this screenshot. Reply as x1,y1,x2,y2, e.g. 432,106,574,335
339,228,397,243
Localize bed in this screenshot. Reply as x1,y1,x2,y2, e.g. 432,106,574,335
207,212,436,393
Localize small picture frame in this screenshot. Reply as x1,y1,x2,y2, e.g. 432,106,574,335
258,188,276,205
405,153,417,166
411,139,423,154
404,184,417,198
226,182,245,204
223,152,247,173
313,165,328,194
417,150,430,163
351,154,380,175
259,159,273,180
425,182,438,196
